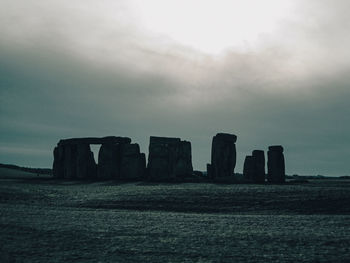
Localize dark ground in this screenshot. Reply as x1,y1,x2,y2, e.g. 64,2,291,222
0,167,349,262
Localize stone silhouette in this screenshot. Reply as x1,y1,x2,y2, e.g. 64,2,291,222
97,143,121,179
267,145,285,183
76,144,97,179
53,134,287,184
53,136,145,180
120,143,146,180
147,136,193,180
243,155,254,181
209,133,237,178
243,150,265,183
62,144,78,179
53,145,65,178
252,150,265,183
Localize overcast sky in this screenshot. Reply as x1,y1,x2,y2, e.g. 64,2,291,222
0,0,349,176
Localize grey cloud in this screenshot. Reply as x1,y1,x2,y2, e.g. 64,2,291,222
0,0,349,175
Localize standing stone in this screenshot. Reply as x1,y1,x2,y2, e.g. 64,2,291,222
53,145,64,178
63,144,77,179
210,133,237,178
97,143,121,179
267,145,285,183
147,136,193,181
147,137,178,180
120,143,146,179
243,150,265,183
243,155,255,182
76,144,97,179
252,150,265,183
173,141,193,178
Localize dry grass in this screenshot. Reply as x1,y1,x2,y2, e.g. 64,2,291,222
1,167,349,262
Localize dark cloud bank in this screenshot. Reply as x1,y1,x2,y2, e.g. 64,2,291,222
0,0,349,176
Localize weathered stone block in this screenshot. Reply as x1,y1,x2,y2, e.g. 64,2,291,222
76,144,96,179
210,133,237,178
53,145,64,178
267,145,285,183
147,136,193,180
63,144,77,179
252,150,265,183
243,155,255,181
97,143,121,179
243,150,265,183
173,141,193,178
120,144,145,179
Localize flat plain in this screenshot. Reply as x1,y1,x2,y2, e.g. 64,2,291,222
0,167,349,262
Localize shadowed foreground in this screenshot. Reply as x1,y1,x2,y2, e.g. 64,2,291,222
0,168,349,262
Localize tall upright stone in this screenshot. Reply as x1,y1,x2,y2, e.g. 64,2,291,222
53,145,64,178
267,145,285,183
76,144,96,179
173,141,193,178
243,155,255,181
243,150,265,183
120,143,146,179
63,144,78,179
147,136,193,181
97,143,122,180
252,150,265,183
210,133,237,178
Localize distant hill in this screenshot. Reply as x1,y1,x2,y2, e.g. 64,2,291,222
0,163,52,175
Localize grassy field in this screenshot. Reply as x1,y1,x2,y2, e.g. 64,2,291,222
0,167,349,262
